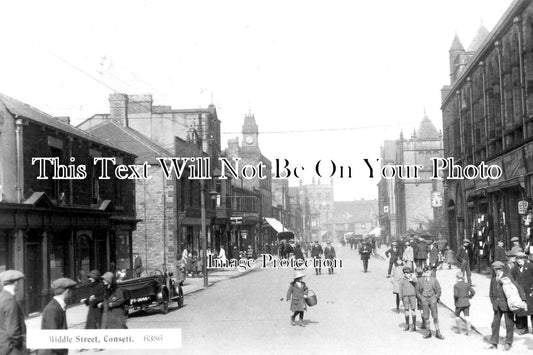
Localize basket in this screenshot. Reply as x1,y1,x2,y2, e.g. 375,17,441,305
305,290,317,307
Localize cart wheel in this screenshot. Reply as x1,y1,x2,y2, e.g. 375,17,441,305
177,288,184,308
160,302,169,314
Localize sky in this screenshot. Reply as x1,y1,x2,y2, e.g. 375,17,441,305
0,0,515,201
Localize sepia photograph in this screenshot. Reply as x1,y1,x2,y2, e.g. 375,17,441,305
1,0,533,354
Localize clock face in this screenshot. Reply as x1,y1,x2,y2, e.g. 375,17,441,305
245,136,254,144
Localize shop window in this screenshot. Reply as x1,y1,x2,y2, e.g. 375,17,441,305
76,235,91,283
49,234,68,280
116,233,130,271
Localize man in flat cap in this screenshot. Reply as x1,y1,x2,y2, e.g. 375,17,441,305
39,278,77,355
510,236,523,254
456,239,473,286
0,270,27,355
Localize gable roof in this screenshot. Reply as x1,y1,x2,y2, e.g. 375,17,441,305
416,115,440,139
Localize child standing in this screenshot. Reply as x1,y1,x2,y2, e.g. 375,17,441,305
416,266,444,339
391,259,405,313
398,266,418,331
444,246,455,269
286,271,309,327
453,271,475,335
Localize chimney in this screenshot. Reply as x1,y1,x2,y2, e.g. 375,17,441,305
55,116,70,125
109,93,128,126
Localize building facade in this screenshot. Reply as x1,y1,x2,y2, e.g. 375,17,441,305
442,0,533,261
0,93,137,314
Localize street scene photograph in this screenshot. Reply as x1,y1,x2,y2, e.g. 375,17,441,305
2,0,533,354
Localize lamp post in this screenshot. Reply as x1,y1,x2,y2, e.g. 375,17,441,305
201,179,219,288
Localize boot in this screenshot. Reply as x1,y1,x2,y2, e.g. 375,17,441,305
291,316,296,326
465,320,471,336
455,318,462,334
404,316,410,331
298,320,306,327
435,330,444,340
423,330,432,339
411,316,417,331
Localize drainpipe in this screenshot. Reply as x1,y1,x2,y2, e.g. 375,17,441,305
15,117,23,203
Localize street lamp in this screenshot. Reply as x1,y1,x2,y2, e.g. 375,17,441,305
201,179,219,288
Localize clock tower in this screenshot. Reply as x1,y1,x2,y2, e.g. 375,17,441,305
242,112,259,151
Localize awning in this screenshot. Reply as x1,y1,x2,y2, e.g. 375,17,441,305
264,217,288,233
368,226,381,235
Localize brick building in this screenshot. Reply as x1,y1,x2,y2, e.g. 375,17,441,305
0,93,137,314
441,0,533,260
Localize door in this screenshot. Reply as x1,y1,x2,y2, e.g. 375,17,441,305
25,243,42,313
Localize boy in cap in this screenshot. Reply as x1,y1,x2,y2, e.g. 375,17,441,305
398,266,418,331
39,278,77,355
0,270,27,355
453,271,475,335
416,266,444,339
457,239,473,286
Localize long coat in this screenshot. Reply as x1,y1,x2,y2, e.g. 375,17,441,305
359,243,371,260
324,246,336,259
0,290,27,355
428,246,440,267
39,298,68,355
83,281,105,329
415,241,428,260
286,281,308,312
101,286,128,329
392,265,404,294
511,263,533,316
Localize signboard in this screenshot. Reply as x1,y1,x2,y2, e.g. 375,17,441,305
518,200,529,215
383,206,389,213
431,192,443,208
240,230,247,239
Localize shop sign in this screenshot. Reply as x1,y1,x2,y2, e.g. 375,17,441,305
431,192,443,208
518,200,529,215
241,230,247,239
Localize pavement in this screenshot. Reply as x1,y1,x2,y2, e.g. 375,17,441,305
25,266,257,330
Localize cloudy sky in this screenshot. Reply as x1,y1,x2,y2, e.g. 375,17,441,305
0,0,514,200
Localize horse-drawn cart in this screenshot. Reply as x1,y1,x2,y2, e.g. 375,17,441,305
117,270,183,314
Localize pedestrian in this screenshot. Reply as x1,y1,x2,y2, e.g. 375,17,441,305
487,261,525,350
453,271,475,335
80,270,104,330
510,236,523,254
99,272,127,329
416,266,444,339
428,240,440,277
39,277,78,355
246,245,254,259
324,241,336,274
415,238,429,268
359,239,372,273
492,240,506,263
286,271,309,327
510,251,533,335
385,241,401,278
457,239,473,286
444,246,455,269
294,244,305,264
0,270,27,355
133,253,143,277
402,241,414,270
398,266,418,331
217,245,227,263
311,241,323,275
391,259,405,313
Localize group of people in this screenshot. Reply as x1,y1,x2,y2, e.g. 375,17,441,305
0,268,128,354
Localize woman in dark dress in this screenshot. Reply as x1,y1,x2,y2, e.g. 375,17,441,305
81,270,104,329
99,272,128,329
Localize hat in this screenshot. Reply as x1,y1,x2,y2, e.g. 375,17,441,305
511,237,519,242
87,270,101,280
462,239,471,244
0,270,24,285
492,261,505,269
402,266,412,273
102,272,115,284
293,271,305,280
456,271,464,279
51,278,77,294
515,251,527,259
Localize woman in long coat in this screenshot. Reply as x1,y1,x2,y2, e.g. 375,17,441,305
286,271,309,327
100,272,128,329
82,270,104,329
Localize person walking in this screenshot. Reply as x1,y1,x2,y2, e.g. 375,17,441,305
0,270,27,355
324,241,336,274
391,259,405,313
359,239,372,273
453,271,475,335
80,270,104,330
510,251,533,335
428,241,440,278
402,241,414,270
416,266,444,339
286,271,309,327
99,272,127,329
457,239,473,286
487,261,525,351
415,238,429,268
39,278,78,355
494,240,507,263
133,253,143,277
398,266,418,331
311,241,323,275
385,242,401,278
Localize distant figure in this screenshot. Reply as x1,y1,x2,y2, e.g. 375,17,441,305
133,253,143,277
359,240,372,273
324,241,336,274
218,246,227,263
457,239,473,286
385,242,401,278
453,271,475,335
494,240,507,263
311,241,323,275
